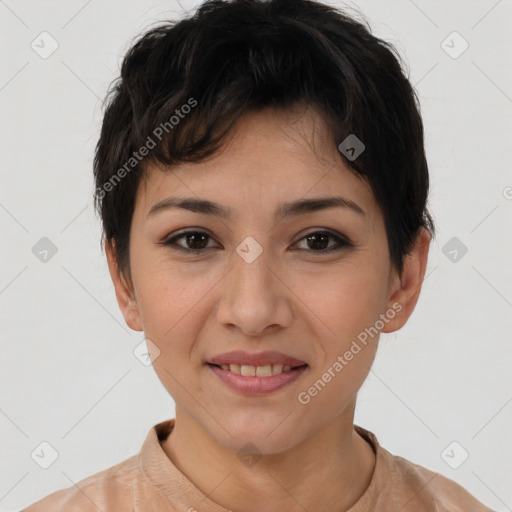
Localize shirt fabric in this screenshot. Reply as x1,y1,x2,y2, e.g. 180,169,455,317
23,418,494,512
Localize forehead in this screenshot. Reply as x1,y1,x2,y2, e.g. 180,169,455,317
136,107,378,221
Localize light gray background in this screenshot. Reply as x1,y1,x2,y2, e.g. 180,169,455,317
1,0,511,510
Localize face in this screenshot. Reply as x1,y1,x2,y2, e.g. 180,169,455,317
107,106,428,454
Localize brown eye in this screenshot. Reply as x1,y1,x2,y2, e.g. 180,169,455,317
161,229,352,255
295,231,352,254
162,231,216,253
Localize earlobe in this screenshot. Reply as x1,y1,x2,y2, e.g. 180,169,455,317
381,227,431,333
105,239,143,332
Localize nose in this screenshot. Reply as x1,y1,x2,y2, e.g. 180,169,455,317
215,246,294,337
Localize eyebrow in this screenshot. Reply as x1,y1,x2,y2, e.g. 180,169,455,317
147,195,366,220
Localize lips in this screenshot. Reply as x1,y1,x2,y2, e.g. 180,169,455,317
207,361,308,395
208,350,307,367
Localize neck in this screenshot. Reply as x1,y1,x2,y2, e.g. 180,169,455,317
162,404,376,512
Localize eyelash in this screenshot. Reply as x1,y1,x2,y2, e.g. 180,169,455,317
160,229,353,255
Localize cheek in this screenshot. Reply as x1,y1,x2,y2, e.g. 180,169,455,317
138,279,197,342
307,262,389,344
296,268,385,415
132,257,219,362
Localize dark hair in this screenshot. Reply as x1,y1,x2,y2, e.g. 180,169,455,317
93,0,434,284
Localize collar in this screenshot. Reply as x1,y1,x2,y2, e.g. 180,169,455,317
139,418,385,511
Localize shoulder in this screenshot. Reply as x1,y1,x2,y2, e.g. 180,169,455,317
22,454,140,512
354,426,494,512
384,448,494,511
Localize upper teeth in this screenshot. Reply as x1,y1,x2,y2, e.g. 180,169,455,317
219,364,293,376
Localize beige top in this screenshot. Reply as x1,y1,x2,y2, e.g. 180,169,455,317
23,418,494,512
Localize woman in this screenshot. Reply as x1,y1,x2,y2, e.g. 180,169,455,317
24,0,494,510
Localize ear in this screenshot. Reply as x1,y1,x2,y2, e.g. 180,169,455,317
105,239,143,332
381,227,431,333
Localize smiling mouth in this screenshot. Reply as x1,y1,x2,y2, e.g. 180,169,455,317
207,362,308,377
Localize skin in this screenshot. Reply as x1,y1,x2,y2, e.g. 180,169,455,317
106,105,430,512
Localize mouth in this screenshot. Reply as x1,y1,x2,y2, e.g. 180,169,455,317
206,362,308,377
205,350,309,394
207,350,307,373
206,361,309,395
